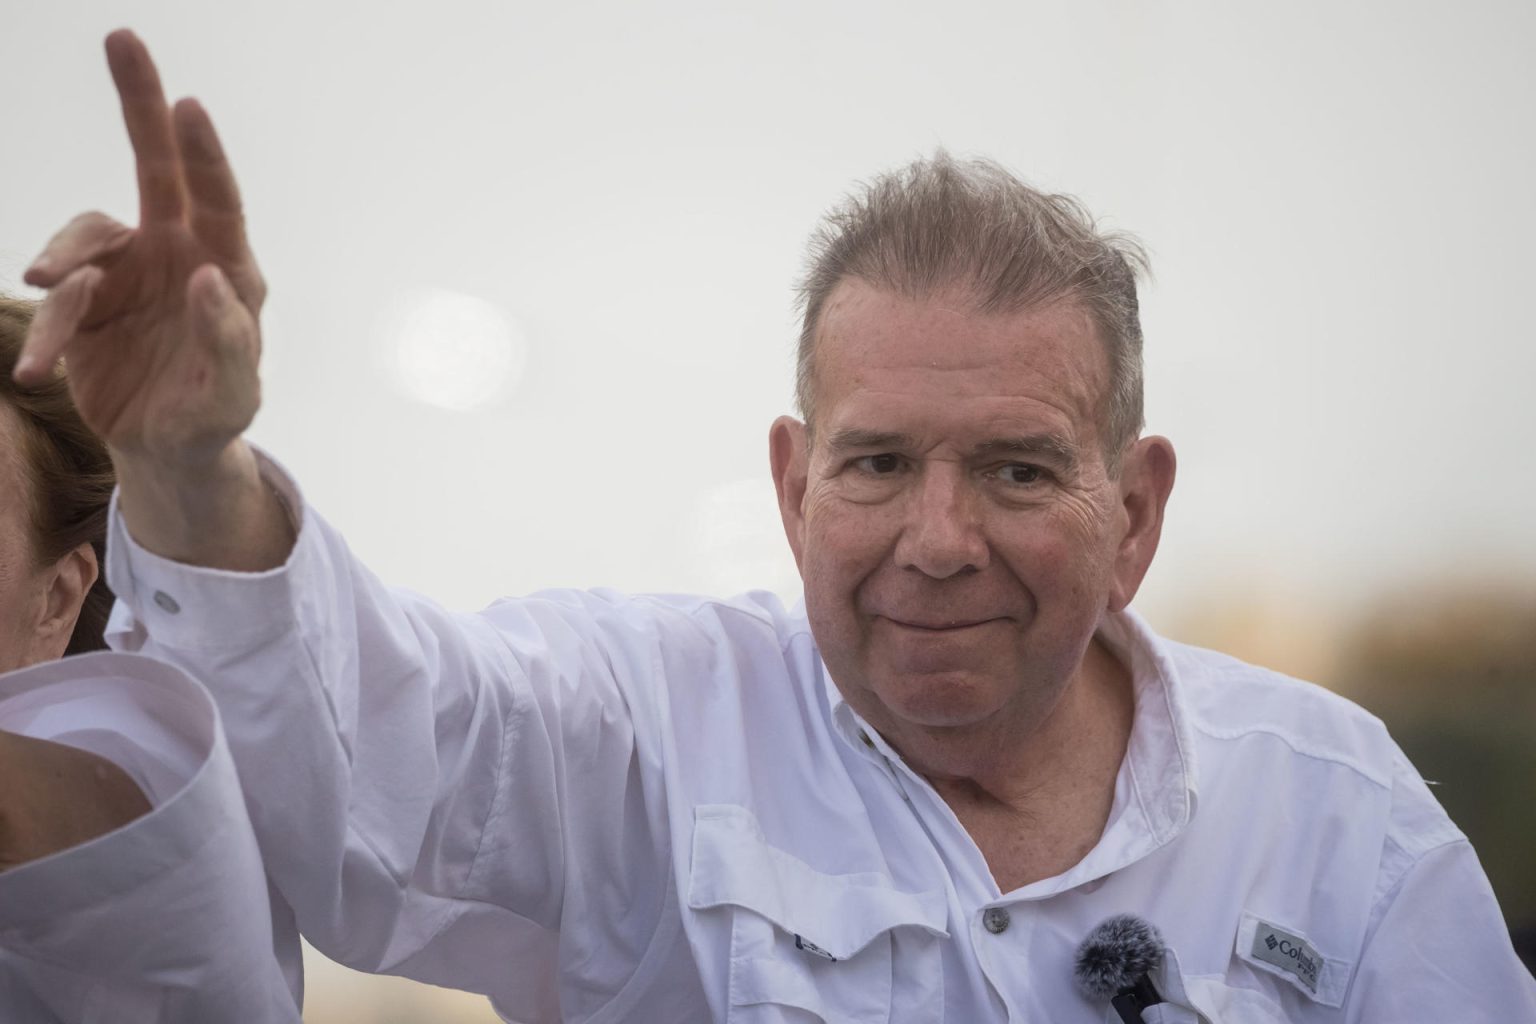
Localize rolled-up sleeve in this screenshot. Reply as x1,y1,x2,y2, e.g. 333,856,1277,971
0,653,300,1022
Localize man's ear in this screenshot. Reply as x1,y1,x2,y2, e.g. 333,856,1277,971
1108,436,1176,612
33,541,98,659
769,416,810,571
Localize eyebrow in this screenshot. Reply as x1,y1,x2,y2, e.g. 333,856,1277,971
824,428,1081,470
973,434,1081,470
823,429,920,453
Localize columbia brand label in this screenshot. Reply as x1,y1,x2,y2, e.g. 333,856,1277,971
794,934,838,962
1251,921,1321,993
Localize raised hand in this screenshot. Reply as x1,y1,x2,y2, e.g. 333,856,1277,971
20,30,263,469
20,31,292,571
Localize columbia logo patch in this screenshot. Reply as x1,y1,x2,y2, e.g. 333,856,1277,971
1252,921,1321,993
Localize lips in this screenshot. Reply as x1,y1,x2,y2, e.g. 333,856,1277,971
879,615,1002,631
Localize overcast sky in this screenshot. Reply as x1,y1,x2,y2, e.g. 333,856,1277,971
3,0,1532,630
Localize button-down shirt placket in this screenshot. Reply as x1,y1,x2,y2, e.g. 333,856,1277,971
834,700,1060,1021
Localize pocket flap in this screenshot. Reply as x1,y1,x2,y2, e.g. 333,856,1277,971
686,804,948,960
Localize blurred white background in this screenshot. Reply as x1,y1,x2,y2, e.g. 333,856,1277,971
2,1,1532,1019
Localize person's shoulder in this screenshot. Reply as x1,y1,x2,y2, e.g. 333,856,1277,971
478,587,813,654
654,590,814,650
1161,636,1401,791
1162,634,1464,848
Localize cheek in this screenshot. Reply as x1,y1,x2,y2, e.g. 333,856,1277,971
0,527,45,610
798,492,896,599
0,570,39,672
0,552,31,609
997,506,1119,598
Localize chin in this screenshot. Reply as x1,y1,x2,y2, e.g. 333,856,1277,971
872,672,1008,729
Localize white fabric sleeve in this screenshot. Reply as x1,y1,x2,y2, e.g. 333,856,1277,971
102,451,671,1023
1344,758,1536,1021
0,653,301,1023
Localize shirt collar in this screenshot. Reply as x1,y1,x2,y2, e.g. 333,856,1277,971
818,607,1199,888
1096,608,1200,852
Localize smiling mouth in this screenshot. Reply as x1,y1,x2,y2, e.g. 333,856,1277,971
881,616,1001,632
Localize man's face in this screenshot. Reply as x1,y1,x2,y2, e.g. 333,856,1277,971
772,279,1168,756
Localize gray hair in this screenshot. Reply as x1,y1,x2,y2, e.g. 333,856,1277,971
795,152,1149,463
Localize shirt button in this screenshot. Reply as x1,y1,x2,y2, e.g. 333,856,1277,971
153,591,181,614
983,907,1011,934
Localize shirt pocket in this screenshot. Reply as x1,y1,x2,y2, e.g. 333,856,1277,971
687,805,948,1024
1179,978,1287,1024
1134,946,1285,1024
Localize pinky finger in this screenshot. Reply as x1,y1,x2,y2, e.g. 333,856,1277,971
15,265,104,385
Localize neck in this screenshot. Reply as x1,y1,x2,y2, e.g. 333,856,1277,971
879,636,1136,891
888,636,1134,823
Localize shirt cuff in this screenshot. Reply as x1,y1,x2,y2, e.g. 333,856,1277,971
0,652,238,924
104,446,308,653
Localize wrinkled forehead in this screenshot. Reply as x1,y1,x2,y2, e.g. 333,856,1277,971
810,279,1113,419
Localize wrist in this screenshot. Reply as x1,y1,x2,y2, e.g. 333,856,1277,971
112,439,296,571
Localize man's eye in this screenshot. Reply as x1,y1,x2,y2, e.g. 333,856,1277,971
854,454,903,474
998,463,1042,485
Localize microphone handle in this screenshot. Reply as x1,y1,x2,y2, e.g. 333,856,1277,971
1109,973,1163,1024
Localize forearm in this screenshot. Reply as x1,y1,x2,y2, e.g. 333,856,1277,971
106,466,525,969
112,438,294,572
103,464,667,1010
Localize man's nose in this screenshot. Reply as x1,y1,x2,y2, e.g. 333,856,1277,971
893,465,989,579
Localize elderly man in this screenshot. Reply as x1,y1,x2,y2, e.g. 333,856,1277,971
20,30,1535,1023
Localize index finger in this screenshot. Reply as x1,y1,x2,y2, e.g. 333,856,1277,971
105,29,186,224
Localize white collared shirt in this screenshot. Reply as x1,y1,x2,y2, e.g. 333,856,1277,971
0,653,301,1022
104,453,1536,1023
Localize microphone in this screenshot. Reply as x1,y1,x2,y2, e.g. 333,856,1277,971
1074,914,1166,1024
